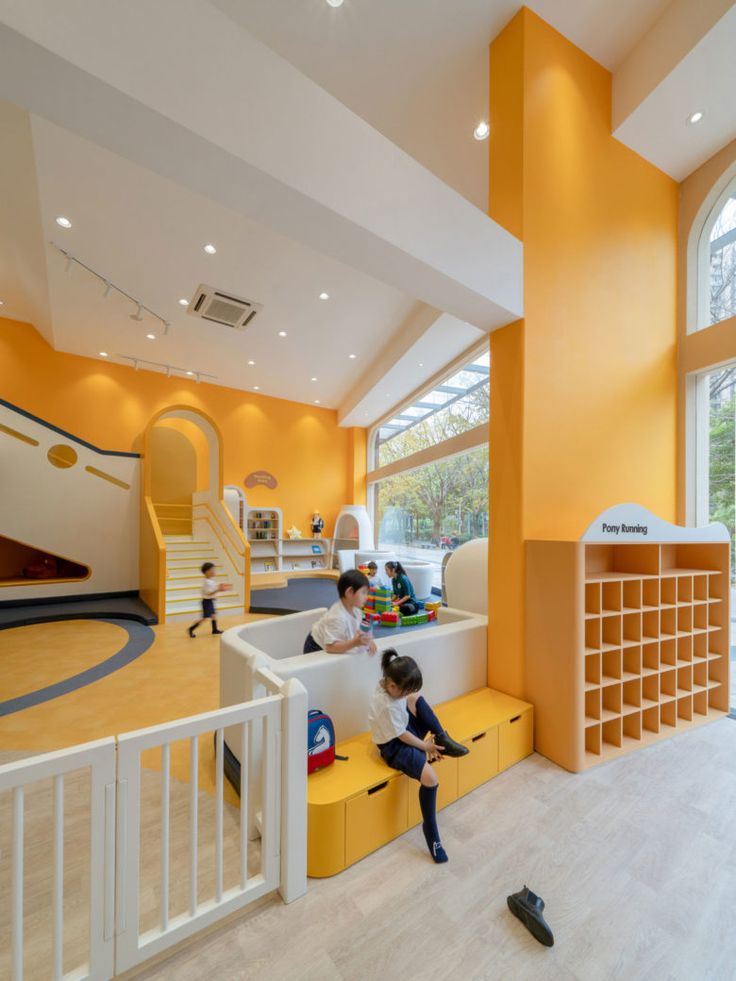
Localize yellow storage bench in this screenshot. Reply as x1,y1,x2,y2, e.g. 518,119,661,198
308,687,533,877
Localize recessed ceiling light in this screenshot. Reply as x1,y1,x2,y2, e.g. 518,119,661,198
203,243,217,254
178,298,189,307
311,376,318,382
348,353,356,359
99,351,108,357
0,299,4,306
319,292,330,300
55,216,72,228
247,360,255,366
278,331,287,337
253,385,260,390
326,0,344,6
146,333,156,340
473,121,490,141
314,399,321,404
687,111,704,125
418,362,424,367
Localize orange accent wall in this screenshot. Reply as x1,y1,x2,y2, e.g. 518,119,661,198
488,9,678,696
347,428,367,506
0,318,358,535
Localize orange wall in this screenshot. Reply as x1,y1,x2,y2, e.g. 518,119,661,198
0,318,356,535
488,9,678,695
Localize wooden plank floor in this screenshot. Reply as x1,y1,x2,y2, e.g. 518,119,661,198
134,718,736,981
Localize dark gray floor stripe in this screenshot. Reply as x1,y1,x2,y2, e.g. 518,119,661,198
0,618,155,717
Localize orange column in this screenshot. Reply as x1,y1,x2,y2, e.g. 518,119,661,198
487,9,678,698
346,427,367,506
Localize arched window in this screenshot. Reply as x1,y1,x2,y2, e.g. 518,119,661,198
697,177,736,329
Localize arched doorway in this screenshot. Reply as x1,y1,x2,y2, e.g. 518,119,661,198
140,407,248,623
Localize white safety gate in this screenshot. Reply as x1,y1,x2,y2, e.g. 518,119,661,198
0,674,307,981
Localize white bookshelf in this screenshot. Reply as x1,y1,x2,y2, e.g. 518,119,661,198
246,508,282,574
280,538,331,572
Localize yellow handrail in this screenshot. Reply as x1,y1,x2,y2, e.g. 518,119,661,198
141,495,166,623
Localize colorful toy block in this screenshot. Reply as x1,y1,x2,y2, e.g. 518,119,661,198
380,611,399,626
425,601,441,614
427,609,437,621
372,586,393,614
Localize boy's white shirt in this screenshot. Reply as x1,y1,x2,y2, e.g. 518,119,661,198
202,577,219,600
311,600,363,650
368,684,409,745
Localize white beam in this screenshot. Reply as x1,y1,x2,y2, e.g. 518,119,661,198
0,0,523,329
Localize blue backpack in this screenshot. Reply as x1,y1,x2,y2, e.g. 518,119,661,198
307,710,335,773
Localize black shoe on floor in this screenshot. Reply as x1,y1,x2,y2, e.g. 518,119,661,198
435,731,469,757
212,628,224,635
188,627,196,638
507,885,554,947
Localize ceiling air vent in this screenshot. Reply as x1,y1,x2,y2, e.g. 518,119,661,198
188,284,263,330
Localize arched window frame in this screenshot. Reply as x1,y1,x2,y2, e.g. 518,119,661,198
689,163,736,333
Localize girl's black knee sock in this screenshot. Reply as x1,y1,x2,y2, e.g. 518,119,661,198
418,785,448,863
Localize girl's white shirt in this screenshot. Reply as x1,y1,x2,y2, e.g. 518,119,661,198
368,683,408,745
310,600,363,650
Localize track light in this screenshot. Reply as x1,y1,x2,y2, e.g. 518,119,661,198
103,281,112,298
163,321,171,335
65,255,74,273
130,303,144,322
133,359,139,371
166,366,171,378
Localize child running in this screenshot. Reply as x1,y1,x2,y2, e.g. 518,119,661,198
303,569,377,655
368,649,469,863
188,562,229,637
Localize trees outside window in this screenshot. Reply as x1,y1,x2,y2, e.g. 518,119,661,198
708,191,736,326
707,365,735,583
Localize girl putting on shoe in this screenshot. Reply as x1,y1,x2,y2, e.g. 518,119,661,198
368,649,469,864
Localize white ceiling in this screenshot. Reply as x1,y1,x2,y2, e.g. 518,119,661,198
28,115,426,409
212,0,673,210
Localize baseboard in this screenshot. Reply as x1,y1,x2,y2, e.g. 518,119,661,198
0,589,140,609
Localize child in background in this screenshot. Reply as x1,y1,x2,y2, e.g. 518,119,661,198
188,562,230,637
385,560,418,615
368,649,469,863
366,561,381,588
303,569,377,655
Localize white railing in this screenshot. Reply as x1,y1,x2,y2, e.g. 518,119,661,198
0,738,117,981
0,678,307,980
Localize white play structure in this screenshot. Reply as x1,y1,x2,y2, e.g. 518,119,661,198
444,537,488,614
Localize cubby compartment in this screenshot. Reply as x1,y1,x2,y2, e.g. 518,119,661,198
601,616,621,650
585,543,660,578
660,638,676,667
585,652,601,688
660,669,676,700
621,579,641,612
642,674,659,708
622,678,641,714
708,602,722,628
661,543,720,576
585,688,601,723
601,650,622,685
585,723,601,756
601,717,622,748
601,580,621,614
692,575,708,602
692,661,708,692
622,647,641,680
602,684,621,720
622,612,641,647
677,695,693,722
677,665,692,694
623,712,641,741
585,581,601,616
642,642,659,675
693,603,707,632
709,685,726,711
677,605,692,635
660,607,676,639
692,631,707,661
693,690,709,717
677,634,692,664
584,618,601,654
708,571,725,600
642,578,659,610
641,610,659,644
660,577,677,608
660,700,677,728
677,576,692,604
642,705,660,733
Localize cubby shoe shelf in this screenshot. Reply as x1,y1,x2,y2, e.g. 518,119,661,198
526,539,730,772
